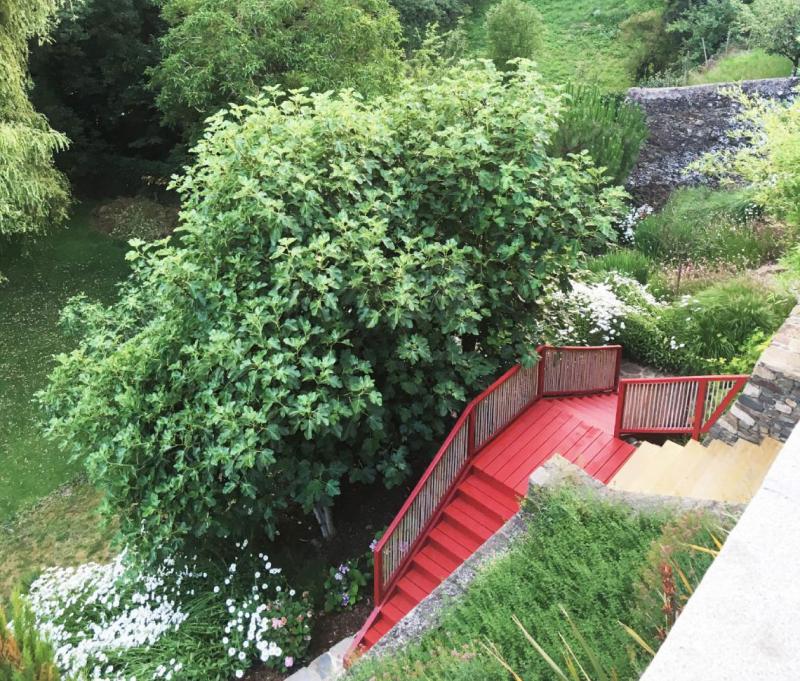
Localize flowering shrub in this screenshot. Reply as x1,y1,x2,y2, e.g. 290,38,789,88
323,559,368,613
543,273,661,346
26,544,312,680
542,271,791,376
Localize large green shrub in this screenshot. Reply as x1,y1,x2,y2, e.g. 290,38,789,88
40,61,625,557
389,0,474,47
485,0,543,71
149,0,404,138
659,277,795,361
550,84,648,186
668,0,741,65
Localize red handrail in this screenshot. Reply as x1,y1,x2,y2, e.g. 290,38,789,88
371,344,622,604
614,375,748,440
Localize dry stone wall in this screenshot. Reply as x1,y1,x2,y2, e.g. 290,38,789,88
626,77,799,207
711,305,800,444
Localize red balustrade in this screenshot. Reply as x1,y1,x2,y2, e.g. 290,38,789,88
614,375,748,440
372,344,622,603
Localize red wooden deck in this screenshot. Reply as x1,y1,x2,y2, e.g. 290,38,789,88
356,392,635,650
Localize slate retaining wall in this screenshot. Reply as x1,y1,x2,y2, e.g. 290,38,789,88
626,77,799,207
710,304,800,444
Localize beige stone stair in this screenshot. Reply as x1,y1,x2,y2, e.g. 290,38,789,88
609,436,783,503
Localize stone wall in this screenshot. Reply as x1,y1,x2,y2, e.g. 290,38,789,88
711,305,800,444
627,77,798,207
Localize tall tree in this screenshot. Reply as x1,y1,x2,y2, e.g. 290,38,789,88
738,0,800,75
0,0,70,274
40,61,626,556
29,0,178,196
149,0,404,140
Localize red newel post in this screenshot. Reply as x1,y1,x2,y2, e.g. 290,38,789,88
614,381,627,438
692,380,708,440
612,346,623,393
537,346,547,398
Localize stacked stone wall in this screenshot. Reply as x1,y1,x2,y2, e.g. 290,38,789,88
711,305,800,444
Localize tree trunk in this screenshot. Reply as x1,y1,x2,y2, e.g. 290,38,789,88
313,502,336,540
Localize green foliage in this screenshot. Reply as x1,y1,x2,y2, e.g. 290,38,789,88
667,0,741,65
634,187,790,272
484,0,543,70
621,8,681,80
347,488,668,680
659,277,795,361
628,510,734,651
28,0,177,196
697,93,800,228
586,249,654,284
0,594,60,681
0,0,70,258
323,556,369,613
738,0,800,74
619,277,793,374
550,84,648,185
39,61,626,558
389,0,475,47
687,48,794,84
150,0,404,138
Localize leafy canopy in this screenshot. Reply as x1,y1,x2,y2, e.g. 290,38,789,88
0,0,70,261
29,0,177,196
738,0,800,74
149,0,404,138
40,61,625,558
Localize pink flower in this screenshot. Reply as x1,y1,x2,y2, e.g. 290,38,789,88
285,657,294,668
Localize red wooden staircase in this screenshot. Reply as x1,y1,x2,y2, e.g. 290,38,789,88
350,346,748,655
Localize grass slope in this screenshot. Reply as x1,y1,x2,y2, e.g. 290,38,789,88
687,49,794,85
348,489,671,680
0,205,128,520
0,481,114,598
465,0,662,91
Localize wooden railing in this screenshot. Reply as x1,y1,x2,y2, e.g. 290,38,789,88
614,375,748,440
541,345,622,396
372,345,621,603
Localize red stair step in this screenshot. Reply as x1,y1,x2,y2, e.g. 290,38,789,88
450,492,504,527
460,476,518,516
442,503,496,540
430,524,481,559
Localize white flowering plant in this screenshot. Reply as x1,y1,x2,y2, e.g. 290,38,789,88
542,272,662,347
25,543,313,680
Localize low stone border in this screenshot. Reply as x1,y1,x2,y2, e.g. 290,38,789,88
366,456,740,659
286,635,353,681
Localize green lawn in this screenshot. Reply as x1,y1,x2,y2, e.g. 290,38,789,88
465,0,662,91
0,206,128,520
687,48,794,85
